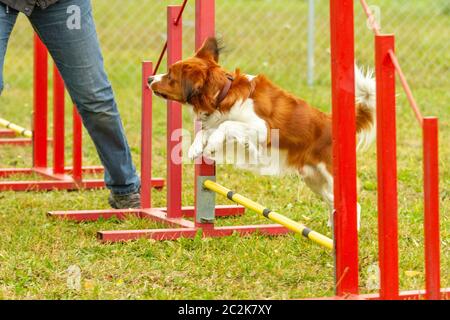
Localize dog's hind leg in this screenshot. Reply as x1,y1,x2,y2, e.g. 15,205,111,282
300,164,334,227
315,163,335,229
316,163,361,231
301,163,361,231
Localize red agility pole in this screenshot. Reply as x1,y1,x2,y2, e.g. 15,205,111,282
423,117,440,300
140,62,153,209
194,0,217,231
72,107,83,182
375,34,399,300
53,65,65,175
166,5,184,219
330,0,359,297
33,34,48,168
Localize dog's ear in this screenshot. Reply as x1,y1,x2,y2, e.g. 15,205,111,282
182,77,196,103
195,37,223,63
181,65,206,103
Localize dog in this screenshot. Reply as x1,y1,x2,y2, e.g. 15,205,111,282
148,37,376,230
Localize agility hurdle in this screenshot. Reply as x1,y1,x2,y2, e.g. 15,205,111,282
0,34,164,192
48,0,297,241
203,180,333,250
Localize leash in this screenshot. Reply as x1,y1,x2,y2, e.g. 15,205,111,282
153,0,189,75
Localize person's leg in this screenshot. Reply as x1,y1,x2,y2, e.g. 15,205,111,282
0,4,18,95
28,0,140,198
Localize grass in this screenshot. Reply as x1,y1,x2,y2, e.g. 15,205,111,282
0,0,448,299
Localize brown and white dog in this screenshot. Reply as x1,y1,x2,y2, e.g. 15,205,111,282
148,38,376,229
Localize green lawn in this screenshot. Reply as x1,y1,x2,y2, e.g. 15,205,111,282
0,0,448,299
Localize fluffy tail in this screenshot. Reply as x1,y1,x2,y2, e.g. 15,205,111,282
355,65,376,151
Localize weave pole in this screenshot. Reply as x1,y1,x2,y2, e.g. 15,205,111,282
330,0,359,296
375,34,399,300
53,65,65,175
194,0,217,229
423,117,440,300
33,34,48,169
166,5,183,218
203,180,333,250
72,107,83,182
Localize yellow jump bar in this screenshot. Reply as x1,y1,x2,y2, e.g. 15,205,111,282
0,118,32,138
203,180,333,250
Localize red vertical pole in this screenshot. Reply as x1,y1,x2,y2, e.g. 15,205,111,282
53,65,65,174
141,62,153,209
194,0,216,228
329,0,359,296
375,35,399,300
33,34,48,169
423,117,440,300
166,6,183,218
72,106,82,182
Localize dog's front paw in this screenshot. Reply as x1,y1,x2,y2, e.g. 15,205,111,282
188,142,204,160
203,131,225,159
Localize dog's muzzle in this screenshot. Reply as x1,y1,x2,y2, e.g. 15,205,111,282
148,74,164,86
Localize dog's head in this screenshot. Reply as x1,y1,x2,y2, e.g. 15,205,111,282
149,37,229,117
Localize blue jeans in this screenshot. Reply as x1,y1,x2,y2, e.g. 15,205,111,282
0,0,140,195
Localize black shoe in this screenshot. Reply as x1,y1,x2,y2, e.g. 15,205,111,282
108,189,141,209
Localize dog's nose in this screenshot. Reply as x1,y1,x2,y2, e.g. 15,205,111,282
148,76,154,85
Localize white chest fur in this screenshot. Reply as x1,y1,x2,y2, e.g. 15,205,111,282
199,98,290,176
202,98,267,143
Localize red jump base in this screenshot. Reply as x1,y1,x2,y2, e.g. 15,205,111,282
48,205,290,242
0,166,164,191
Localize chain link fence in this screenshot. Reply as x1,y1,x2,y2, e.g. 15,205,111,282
1,0,448,129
